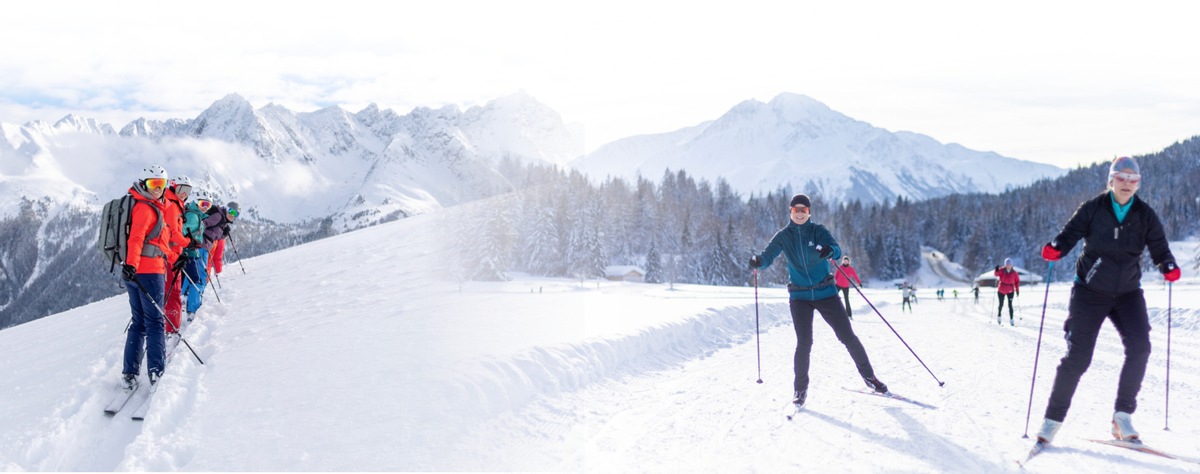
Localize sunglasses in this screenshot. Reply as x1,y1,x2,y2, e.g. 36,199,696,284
144,178,168,190
197,199,212,210
227,208,239,218
1111,172,1141,185
791,205,810,214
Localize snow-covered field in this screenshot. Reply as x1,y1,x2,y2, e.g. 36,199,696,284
1,209,1198,472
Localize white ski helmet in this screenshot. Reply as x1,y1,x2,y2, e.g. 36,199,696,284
140,165,168,182
172,175,194,188
190,189,211,204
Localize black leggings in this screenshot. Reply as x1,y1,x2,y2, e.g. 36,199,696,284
790,296,875,392
997,292,1014,319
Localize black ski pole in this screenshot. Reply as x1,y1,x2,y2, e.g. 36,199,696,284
1022,261,1054,438
754,268,763,384
1165,281,1172,431
129,277,206,365
226,232,247,275
831,260,945,387
179,263,213,304
202,265,222,302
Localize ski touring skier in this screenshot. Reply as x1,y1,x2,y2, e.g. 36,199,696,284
119,165,173,390
1033,156,1180,448
834,255,861,320
994,258,1020,326
162,176,193,337
749,193,888,408
181,189,211,321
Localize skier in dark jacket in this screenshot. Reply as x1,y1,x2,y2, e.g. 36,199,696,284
1033,156,1180,446
750,194,888,408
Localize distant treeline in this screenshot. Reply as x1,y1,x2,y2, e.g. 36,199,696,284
459,136,1200,286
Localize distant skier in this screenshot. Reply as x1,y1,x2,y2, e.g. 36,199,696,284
901,283,914,313
1033,156,1180,446
971,285,980,304
994,258,1020,326
749,194,888,407
833,255,862,319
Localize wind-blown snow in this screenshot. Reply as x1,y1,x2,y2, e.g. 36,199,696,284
1,207,1198,472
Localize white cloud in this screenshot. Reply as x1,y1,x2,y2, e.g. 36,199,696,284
3,0,1200,169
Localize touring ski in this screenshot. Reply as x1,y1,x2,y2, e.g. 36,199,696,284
103,385,139,415
1087,439,1200,465
841,387,937,409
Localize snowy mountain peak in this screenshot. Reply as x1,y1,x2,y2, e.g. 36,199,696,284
52,114,116,135
571,92,1065,203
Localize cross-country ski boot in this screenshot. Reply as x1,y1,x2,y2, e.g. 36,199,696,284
863,376,888,394
1112,412,1140,441
1036,418,1062,444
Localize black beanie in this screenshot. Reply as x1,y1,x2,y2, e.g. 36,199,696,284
790,194,811,208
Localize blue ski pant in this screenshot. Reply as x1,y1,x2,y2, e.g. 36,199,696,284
123,272,167,378
1044,285,1151,422
182,247,209,314
790,296,876,392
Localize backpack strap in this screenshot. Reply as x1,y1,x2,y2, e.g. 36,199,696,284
136,200,166,258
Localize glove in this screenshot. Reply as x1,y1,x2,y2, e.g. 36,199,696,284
749,255,762,269
1041,242,1062,261
222,224,231,237
172,257,188,273
1016,291,1020,297
187,236,202,249
816,245,833,259
1160,262,1181,282
121,264,137,282
994,265,1001,272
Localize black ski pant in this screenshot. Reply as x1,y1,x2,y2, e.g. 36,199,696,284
997,291,1015,319
790,296,875,392
1043,285,1151,422
838,286,853,318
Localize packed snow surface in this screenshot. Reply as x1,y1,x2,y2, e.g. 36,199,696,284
1,210,1198,472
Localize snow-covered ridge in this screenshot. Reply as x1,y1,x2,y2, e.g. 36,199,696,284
571,92,1066,203
0,92,585,229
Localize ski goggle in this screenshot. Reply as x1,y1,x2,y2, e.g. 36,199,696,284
791,205,810,214
227,208,239,219
144,178,168,190
1111,172,1141,185
197,199,212,210
175,184,192,194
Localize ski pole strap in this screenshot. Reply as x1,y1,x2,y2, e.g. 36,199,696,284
787,274,835,292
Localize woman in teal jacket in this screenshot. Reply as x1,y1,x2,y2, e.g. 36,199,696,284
750,194,888,407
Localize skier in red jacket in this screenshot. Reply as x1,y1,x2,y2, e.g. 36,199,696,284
833,256,862,320
994,258,1020,326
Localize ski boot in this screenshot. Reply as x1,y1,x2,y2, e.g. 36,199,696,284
1112,412,1139,441
793,390,807,407
121,373,138,391
863,376,888,394
1036,418,1062,444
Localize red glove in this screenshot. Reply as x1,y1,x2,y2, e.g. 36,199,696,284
1041,242,1062,261
1160,262,1181,282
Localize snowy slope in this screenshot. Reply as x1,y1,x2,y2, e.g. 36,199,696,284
570,93,1066,203
1,205,1199,472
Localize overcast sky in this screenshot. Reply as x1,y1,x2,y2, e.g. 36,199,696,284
3,1,1198,169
